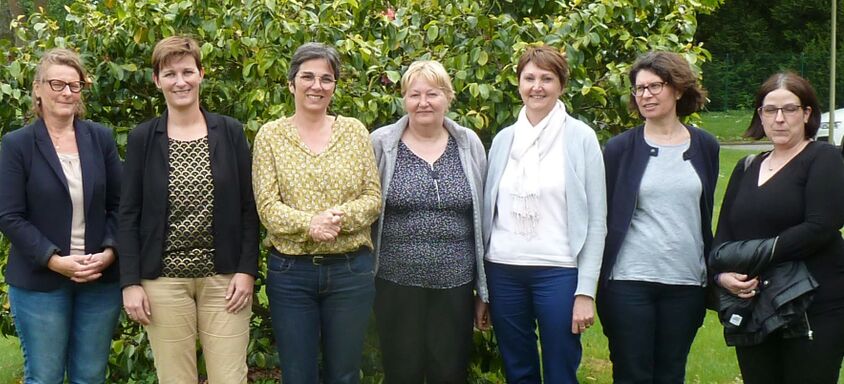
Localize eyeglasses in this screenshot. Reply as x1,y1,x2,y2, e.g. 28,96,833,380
43,79,86,93
631,81,667,97
297,73,337,87
757,104,804,117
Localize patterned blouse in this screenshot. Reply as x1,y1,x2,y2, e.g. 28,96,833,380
252,115,381,255
379,137,475,288
162,137,216,278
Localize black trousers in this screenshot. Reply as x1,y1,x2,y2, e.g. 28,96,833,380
736,307,844,384
374,278,474,384
597,280,706,384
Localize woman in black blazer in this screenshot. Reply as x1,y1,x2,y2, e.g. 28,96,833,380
118,36,259,383
0,48,122,383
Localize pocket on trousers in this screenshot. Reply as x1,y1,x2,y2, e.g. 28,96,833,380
268,254,295,273
347,250,375,276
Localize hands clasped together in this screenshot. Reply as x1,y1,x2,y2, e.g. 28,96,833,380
309,208,344,242
47,248,115,283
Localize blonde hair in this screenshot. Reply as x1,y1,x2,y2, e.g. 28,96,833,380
400,60,455,106
31,48,88,119
152,36,202,76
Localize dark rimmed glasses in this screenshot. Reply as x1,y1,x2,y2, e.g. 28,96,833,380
757,104,804,118
631,81,668,97
43,79,86,93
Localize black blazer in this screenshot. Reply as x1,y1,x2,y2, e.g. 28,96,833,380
118,110,259,287
0,118,122,291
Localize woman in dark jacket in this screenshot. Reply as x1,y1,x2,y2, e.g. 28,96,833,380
712,72,844,384
119,36,259,384
0,48,122,383
599,51,719,383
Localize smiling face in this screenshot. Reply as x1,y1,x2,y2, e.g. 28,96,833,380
518,61,563,120
760,88,811,147
289,58,336,115
404,77,448,128
34,64,83,120
154,55,204,111
633,69,680,122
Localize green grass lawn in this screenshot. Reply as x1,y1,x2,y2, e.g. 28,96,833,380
699,109,753,142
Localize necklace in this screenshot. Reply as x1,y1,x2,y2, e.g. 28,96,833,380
48,129,74,150
765,141,809,171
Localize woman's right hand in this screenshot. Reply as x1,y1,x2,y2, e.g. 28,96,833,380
717,272,759,299
122,285,152,325
309,209,344,242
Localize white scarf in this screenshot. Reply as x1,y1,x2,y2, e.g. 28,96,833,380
508,100,567,236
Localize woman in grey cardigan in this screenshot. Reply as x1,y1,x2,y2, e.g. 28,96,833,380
370,60,488,383
482,45,606,383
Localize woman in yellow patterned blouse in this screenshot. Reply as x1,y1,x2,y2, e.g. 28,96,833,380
252,42,382,384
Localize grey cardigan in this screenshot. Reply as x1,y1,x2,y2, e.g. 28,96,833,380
482,116,607,298
370,115,489,302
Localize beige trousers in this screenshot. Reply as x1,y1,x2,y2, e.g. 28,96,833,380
142,274,251,384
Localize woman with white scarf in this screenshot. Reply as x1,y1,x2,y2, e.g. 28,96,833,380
482,45,607,383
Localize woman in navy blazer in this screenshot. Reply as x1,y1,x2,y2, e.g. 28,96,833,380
118,36,259,383
0,49,122,383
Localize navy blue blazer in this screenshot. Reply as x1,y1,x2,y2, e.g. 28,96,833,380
601,124,720,285
0,118,122,291
117,110,259,287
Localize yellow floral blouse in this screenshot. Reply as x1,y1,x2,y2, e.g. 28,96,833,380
252,115,382,255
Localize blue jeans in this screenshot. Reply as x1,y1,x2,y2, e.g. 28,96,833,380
267,248,376,384
9,281,121,384
486,262,581,384
597,280,705,384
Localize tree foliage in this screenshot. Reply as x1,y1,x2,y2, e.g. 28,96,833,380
698,0,844,111
0,0,720,381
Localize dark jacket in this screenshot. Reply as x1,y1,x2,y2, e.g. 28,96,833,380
118,110,259,287
709,238,817,346
601,124,719,285
0,118,121,291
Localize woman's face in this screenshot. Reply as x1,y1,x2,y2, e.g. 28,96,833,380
760,88,811,147
34,64,83,119
289,59,336,115
404,77,448,128
518,61,562,119
154,55,204,111
633,69,680,122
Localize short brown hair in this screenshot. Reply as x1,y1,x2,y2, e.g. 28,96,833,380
516,45,569,89
628,51,706,117
287,42,341,83
744,72,821,140
152,36,202,76
31,48,88,119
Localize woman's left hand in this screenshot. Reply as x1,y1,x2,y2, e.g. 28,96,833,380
474,296,491,331
225,273,255,313
571,295,595,334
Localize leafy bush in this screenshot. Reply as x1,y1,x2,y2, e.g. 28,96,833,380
0,0,719,381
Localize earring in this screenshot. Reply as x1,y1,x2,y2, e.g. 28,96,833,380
36,97,42,107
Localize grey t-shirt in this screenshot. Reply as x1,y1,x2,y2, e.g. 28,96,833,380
611,139,706,286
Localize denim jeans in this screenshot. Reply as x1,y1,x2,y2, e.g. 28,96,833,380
267,248,375,384
9,281,121,384
485,262,581,384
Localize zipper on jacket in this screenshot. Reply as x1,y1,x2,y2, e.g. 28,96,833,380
804,312,814,340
